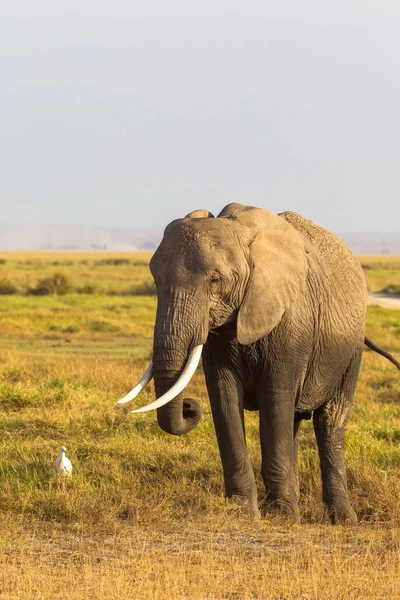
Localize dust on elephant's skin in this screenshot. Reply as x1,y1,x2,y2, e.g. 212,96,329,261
138,203,399,524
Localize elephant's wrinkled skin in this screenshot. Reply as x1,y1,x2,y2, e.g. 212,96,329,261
143,203,398,524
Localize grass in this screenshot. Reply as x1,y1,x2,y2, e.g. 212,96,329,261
359,254,400,293
0,251,155,296
0,251,400,599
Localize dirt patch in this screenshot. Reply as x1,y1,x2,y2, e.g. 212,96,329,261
368,293,400,308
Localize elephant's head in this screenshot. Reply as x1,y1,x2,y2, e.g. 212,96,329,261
119,203,308,435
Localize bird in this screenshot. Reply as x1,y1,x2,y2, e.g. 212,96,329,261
55,446,73,476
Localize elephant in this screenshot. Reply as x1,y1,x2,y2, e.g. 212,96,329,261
119,203,400,524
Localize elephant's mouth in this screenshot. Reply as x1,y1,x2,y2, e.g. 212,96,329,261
209,310,237,330
117,345,203,412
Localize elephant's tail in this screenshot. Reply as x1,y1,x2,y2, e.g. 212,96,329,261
364,336,400,370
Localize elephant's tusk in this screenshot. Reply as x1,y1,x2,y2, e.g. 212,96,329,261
130,345,203,413
117,362,154,404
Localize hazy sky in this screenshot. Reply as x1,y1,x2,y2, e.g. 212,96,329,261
1,1,400,232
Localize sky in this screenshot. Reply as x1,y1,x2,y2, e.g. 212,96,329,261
1,0,400,233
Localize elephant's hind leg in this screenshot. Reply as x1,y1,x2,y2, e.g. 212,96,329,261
313,350,362,525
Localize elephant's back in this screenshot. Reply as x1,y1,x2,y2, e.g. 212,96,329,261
279,211,367,399
279,210,368,359
279,211,367,299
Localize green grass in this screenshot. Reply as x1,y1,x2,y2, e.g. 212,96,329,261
0,250,155,296
0,251,400,598
360,254,400,293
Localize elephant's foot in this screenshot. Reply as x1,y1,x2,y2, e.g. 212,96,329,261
325,499,357,525
227,494,261,519
261,493,300,523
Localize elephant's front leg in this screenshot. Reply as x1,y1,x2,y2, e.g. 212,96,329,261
203,347,260,518
259,388,300,522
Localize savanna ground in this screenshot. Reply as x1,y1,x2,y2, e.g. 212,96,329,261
0,253,400,599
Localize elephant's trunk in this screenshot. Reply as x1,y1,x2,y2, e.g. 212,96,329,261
152,291,207,436
153,351,202,436
155,381,202,435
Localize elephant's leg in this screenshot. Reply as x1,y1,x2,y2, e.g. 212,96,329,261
313,352,362,525
203,347,260,518
259,390,300,522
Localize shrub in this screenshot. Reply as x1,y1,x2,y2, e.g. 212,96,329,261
89,320,120,333
0,258,7,265
130,282,156,296
62,325,80,334
76,283,97,294
0,279,18,295
29,272,71,296
381,284,400,296
132,259,150,267
95,258,131,266
109,282,156,296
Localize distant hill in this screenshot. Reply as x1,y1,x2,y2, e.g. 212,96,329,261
0,224,163,251
0,224,399,254
337,232,400,255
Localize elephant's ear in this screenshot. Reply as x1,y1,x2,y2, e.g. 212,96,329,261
185,209,215,219
236,208,308,345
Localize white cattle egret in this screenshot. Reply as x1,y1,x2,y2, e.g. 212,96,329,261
56,446,73,476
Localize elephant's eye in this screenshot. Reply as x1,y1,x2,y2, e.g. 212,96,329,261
209,274,221,287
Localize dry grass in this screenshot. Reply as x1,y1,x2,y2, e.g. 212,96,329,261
0,252,400,599
2,517,400,599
